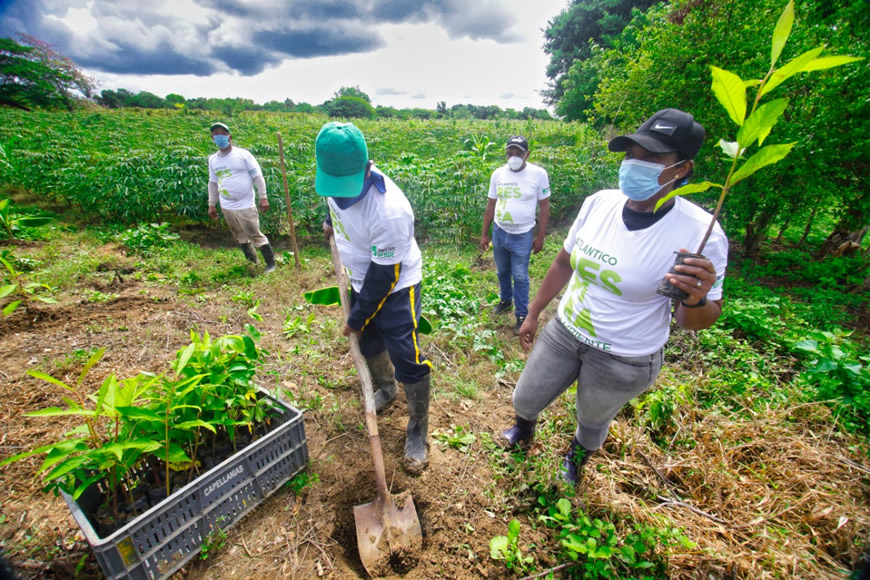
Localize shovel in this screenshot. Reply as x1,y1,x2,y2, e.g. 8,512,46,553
328,235,423,576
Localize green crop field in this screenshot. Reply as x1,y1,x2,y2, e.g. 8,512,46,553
0,108,867,579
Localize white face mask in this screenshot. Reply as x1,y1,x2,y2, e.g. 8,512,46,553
507,156,525,171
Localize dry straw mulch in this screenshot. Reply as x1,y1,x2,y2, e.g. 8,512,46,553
588,400,869,579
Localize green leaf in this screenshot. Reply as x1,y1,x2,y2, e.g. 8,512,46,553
303,285,340,305
731,143,795,185
78,347,106,388
34,296,58,304
418,314,432,335
27,370,77,393
761,46,824,96
655,181,720,211
710,66,746,126
737,98,788,147
175,420,217,433
17,217,53,228
798,55,864,72
770,0,794,67
175,343,196,376
25,407,96,418
0,285,15,299
507,518,520,538
2,300,21,316
490,536,508,558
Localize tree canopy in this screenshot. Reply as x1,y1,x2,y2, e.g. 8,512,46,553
0,35,95,110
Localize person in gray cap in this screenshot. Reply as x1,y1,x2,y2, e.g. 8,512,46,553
207,122,276,273
481,135,551,334
315,121,432,475
498,109,728,486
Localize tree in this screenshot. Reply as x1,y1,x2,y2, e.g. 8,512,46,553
333,86,371,103
326,96,376,119
0,35,95,110
543,0,657,107
590,0,868,257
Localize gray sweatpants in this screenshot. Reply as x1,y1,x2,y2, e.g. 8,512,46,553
223,206,269,247
512,318,663,450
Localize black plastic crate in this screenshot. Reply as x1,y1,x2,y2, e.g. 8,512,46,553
63,394,308,579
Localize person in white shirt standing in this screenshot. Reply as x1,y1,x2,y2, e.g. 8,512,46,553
498,109,728,486
481,136,551,334
315,122,432,475
207,122,276,273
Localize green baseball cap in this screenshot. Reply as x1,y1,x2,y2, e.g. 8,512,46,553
315,122,368,197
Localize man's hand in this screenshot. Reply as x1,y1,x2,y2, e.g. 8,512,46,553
258,198,270,213
532,236,545,254
323,222,334,242
208,205,218,220
342,324,361,338
480,234,491,251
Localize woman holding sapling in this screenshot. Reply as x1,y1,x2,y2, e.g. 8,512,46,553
499,108,728,485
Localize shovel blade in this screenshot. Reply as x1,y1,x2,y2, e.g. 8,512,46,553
354,491,422,576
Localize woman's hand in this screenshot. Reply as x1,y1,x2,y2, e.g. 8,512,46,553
665,247,715,305
518,316,539,351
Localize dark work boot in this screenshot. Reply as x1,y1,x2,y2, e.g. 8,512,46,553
367,351,398,413
493,299,513,315
498,415,536,450
561,437,595,486
240,242,259,264
402,375,431,476
259,244,276,273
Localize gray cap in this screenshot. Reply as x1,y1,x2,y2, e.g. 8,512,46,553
210,122,230,133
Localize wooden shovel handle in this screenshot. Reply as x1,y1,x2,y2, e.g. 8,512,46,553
328,235,390,503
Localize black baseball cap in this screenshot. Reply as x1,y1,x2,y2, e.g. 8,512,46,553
505,135,528,152
608,109,705,160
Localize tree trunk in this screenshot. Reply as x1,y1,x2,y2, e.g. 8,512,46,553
797,206,818,247
775,216,792,244
816,225,869,259
743,208,778,259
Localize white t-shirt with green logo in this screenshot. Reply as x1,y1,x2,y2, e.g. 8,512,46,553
556,189,728,357
327,169,422,293
488,162,551,234
208,147,262,211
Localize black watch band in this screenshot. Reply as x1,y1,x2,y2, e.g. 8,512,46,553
680,296,707,308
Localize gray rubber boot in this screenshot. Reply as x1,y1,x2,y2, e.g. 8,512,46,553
259,244,276,273
240,242,259,264
402,374,431,476
498,415,536,450
367,350,398,413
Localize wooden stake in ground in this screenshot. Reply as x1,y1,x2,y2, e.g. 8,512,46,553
276,132,301,268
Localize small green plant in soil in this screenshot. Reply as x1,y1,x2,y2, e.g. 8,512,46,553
285,471,319,494
0,198,54,240
118,222,179,255
200,518,229,561
433,424,477,453
489,518,535,575
0,253,57,316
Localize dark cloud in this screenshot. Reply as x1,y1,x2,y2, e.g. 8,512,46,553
0,0,521,77
258,27,384,59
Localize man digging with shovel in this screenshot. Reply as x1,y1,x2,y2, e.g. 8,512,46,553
315,121,432,475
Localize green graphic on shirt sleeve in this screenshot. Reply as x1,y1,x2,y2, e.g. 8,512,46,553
330,209,351,242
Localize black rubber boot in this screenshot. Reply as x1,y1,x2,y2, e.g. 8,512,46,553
561,437,595,485
259,244,276,273
240,242,259,264
402,375,431,476
367,350,398,413
498,415,536,450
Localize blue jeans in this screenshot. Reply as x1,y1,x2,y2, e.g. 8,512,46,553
492,225,533,318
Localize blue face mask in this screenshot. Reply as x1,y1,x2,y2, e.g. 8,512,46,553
213,134,230,149
618,158,684,201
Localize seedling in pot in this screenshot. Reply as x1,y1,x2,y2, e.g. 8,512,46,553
655,0,862,300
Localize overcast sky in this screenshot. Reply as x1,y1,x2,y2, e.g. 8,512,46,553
0,0,570,111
